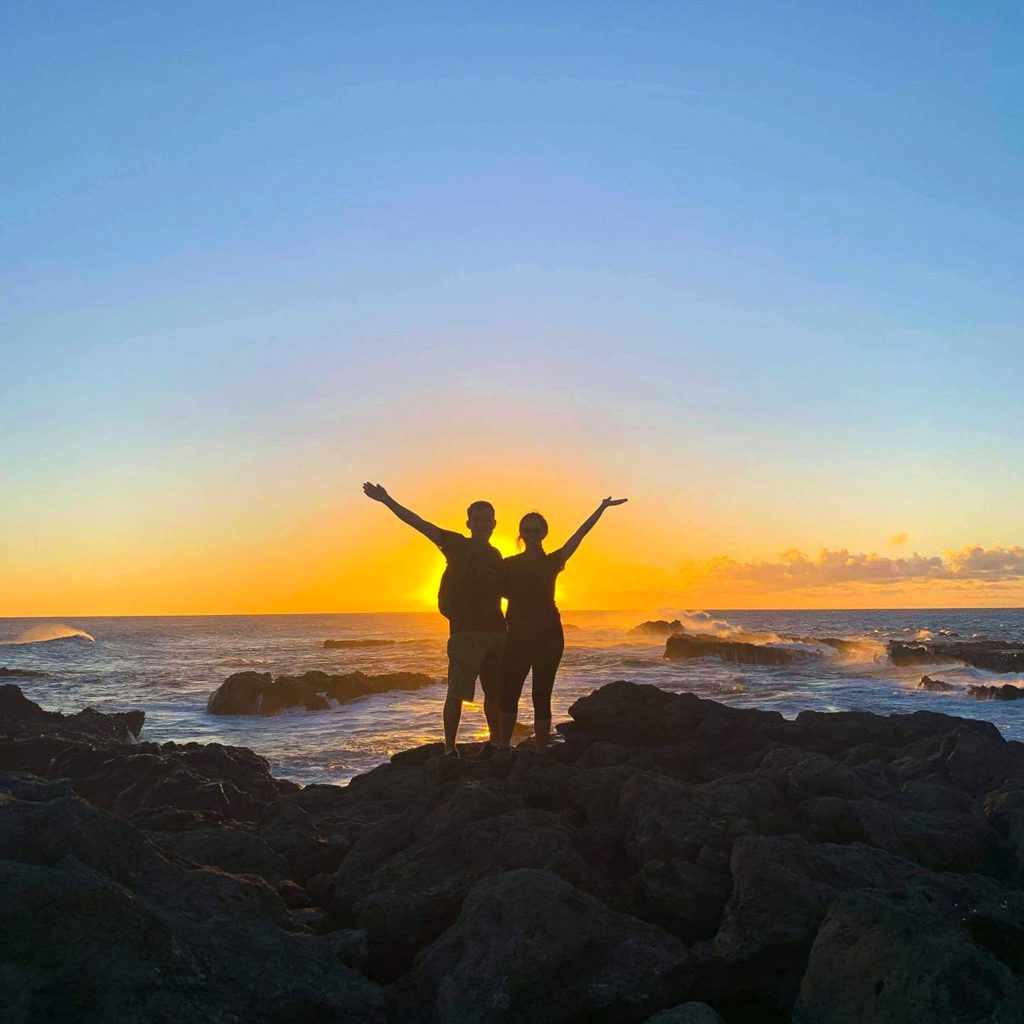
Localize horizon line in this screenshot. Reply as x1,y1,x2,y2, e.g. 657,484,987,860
3,605,1024,620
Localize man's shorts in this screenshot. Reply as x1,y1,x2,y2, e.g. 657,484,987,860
446,630,506,703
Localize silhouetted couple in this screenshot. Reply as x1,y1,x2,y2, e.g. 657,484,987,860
362,483,627,756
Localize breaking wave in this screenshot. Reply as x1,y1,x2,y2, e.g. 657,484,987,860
659,610,745,637
1,623,95,647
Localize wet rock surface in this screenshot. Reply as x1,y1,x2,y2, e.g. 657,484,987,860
969,683,1024,701
664,633,806,666
5,680,1024,1022
207,668,438,715
888,639,1024,673
917,674,956,691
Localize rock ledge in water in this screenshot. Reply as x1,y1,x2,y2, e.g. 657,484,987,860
207,669,438,716
630,619,686,636
968,683,1024,701
888,639,1024,673
664,633,804,666
917,675,956,692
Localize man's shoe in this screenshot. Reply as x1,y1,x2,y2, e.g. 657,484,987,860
477,741,496,760
444,748,460,759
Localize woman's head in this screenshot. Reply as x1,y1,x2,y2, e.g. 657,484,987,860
517,511,549,549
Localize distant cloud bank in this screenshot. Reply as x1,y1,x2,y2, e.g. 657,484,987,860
684,543,1024,590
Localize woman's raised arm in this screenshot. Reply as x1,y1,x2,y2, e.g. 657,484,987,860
558,496,628,562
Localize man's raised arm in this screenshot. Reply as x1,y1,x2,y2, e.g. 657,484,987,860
362,483,443,545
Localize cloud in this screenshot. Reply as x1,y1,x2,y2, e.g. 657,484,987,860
946,543,1024,579
679,543,1024,591
888,532,909,546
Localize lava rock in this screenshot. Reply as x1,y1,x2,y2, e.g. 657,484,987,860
396,868,688,1024
968,683,1024,701
207,669,438,715
888,640,1024,673
630,619,686,636
917,675,956,691
665,633,804,666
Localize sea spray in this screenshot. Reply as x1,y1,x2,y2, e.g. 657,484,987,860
1,623,95,646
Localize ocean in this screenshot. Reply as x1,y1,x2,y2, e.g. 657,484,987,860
3,609,1024,786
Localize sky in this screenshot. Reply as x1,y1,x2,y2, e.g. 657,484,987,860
2,0,1023,615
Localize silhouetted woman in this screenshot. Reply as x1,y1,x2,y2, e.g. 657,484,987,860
498,497,628,751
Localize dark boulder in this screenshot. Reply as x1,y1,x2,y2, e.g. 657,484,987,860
0,683,143,742
969,683,1024,701
0,783,387,1023
793,892,1024,1023
207,669,438,715
0,690,295,825
149,826,290,879
630,857,732,942
917,674,956,691
396,868,688,1024
630,619,686,636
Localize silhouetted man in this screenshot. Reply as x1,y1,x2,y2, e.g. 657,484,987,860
362,483,504,756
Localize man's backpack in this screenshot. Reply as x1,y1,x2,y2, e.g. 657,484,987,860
437,564,456,619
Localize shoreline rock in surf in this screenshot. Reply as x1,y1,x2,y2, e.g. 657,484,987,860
630,619,686,636
888,639,1024,674
207,669,439,716
664,632,805,666
917,675,956,692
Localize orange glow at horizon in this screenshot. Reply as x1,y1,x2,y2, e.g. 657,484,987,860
5,453,1024,616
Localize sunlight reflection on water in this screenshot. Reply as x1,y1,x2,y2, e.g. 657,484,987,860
2,609,1024,784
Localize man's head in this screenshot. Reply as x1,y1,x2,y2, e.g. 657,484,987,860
466,500,496,541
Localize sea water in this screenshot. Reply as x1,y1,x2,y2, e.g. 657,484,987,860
2,609,1023,785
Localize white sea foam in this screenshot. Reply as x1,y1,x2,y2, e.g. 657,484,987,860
657,609,744,637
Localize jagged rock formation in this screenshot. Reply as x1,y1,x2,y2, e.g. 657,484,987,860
917,675,956,692
0,666,52,677
664,633,804,666
207,669,438,716
968,684,1024,701
4,681,1024,1022
888,640,1024,673
631,619,686,636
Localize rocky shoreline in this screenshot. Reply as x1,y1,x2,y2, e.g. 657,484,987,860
4,679,1024,1022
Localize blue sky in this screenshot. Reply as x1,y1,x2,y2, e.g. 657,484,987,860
3,0,1023,612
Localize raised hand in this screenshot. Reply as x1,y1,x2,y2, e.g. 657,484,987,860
363,482,390,503
601,496,628,508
